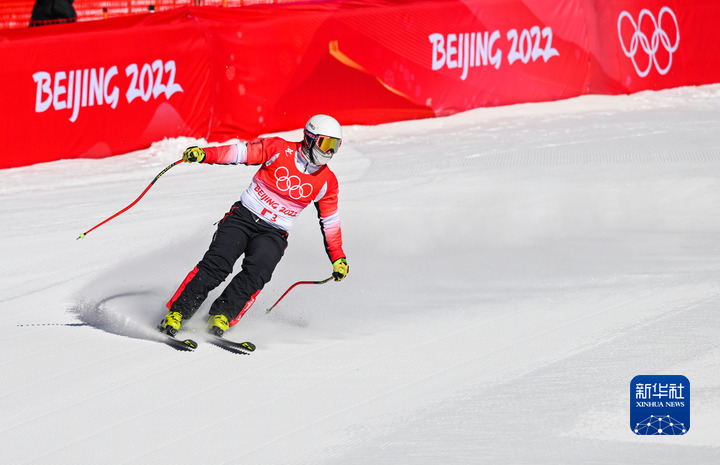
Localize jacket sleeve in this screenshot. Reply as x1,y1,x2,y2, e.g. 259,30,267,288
314,175,345,263
200,138,269,165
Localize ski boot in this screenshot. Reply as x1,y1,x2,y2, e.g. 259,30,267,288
207,314,229,337
159,310,183,337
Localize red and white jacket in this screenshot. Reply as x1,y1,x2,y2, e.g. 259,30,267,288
201,137,345,263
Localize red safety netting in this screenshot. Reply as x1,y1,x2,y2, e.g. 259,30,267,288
0,1,315,29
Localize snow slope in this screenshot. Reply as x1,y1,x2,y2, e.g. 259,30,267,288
1,85,719,464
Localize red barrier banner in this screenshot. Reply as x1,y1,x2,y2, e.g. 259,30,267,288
1,11,213,168
2,0,720,169
585,0,720,93
201,0,590,141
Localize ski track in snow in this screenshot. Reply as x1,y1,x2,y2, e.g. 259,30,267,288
1,85,720,464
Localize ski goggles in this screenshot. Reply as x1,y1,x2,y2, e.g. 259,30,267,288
304,129,342,155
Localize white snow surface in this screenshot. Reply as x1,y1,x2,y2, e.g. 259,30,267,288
1,85,720,464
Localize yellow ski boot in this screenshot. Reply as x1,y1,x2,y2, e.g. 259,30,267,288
159,310,183,337
207,314,229,337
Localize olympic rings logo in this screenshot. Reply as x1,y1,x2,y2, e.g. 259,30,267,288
617,7,680,78
274,166,313,200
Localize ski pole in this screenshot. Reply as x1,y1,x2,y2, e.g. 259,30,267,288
77,159,183,239
265,277,333,314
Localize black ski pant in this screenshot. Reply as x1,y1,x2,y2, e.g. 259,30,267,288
167,202,288,324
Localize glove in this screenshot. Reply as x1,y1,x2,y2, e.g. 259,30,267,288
182,146,206,163
332,258,349,281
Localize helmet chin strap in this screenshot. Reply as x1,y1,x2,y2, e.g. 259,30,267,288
308,141,319,165
303,140,316,164
300,141,320,172
308,140,328,166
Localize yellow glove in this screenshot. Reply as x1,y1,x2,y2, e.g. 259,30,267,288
332,258,349,281
182,146,206,163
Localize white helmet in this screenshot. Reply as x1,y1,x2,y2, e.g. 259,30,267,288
301,114,342,166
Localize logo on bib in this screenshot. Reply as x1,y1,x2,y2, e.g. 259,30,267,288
274,166,313,200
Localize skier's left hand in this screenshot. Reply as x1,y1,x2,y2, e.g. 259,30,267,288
332,258,349,281
182,146,206,163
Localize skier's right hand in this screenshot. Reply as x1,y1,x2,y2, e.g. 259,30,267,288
182,146,206,163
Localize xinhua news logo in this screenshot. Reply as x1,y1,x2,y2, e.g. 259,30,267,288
630,375,690,435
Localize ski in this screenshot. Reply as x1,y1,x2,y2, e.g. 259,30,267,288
162,334,198,351
155,326,253,354
207,336,256,355
156,327,198,351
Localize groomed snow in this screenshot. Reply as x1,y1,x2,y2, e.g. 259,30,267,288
1,84,719,464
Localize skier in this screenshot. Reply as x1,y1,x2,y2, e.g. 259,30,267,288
159,114,349,337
